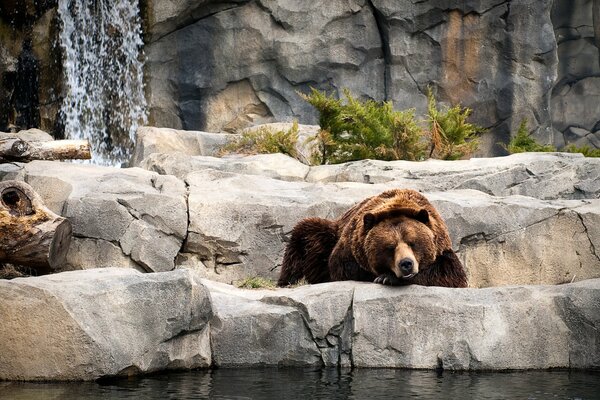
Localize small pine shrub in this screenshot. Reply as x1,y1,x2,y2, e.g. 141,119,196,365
564,144,600,157
506,119,556,153
426,87,483,160
301,88,427,164
220,121,299,159
236,276,276,289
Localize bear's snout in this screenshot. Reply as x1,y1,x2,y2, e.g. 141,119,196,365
399,257,417,278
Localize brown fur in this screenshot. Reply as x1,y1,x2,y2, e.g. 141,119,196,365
278,189,467,288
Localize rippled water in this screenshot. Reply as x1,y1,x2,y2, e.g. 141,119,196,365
1,368,599,400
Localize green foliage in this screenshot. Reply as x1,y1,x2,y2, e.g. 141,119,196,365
505,120,599,157
506,119,556,153
236,276,276,289
564,144,600,157
220,121,299,158
301,88,427,164
426,87,483,160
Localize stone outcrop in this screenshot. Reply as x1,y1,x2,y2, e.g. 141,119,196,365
1,268,598,380
2,1,600,155
2,143,599,288
0,161,188,273
0,268,212,381
133,132,600,287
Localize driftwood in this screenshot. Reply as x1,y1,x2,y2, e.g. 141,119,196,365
0,136,91,163
0,180,72,274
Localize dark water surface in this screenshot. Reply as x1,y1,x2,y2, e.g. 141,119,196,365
1,368,599,400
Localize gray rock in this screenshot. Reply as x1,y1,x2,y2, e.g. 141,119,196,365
352,279,600,369
142,152,310,181
0,268,212,381
306,152,600,200
2,270,599,379
205,280,324,367
2,161,188,273
131,126,236,167
180,156,600,287
144,0,556,155
552,77,600,134
144,0,384,132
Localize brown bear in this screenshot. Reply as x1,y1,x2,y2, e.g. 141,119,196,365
277,189,467,288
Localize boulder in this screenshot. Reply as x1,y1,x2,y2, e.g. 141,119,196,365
130,126,236,167
2,161,188,273
206,277,600,370
352,278,600,369
137,131,600,198
141,152,310,181
0,268,212,381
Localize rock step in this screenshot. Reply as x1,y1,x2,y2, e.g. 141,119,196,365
2,153,599,287
1,269,598,380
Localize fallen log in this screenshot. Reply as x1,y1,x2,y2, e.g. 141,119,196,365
0,180,72,274
0,136,91,163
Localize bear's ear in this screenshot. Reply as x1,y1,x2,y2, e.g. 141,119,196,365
415,209,430,225
363,213,376,230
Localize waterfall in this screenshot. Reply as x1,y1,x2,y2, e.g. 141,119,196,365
57,0,147,166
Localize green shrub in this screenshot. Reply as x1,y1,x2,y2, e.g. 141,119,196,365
426,87,483,160
564,144,600,157
506,119,556,153
236,276,276,289
301,88,427,164
220,121,299,158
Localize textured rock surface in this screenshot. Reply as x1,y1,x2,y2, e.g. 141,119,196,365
135,147,600,287
352,278,600,369
2,1,598,153
130,126,236,167
0,161,188,273
2,150,598,287
551,0,600,149
2,269,598,380
0,268,212,381
0,3,62,135
143,0,560,154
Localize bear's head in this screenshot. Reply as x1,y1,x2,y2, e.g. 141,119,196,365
362,206,437,279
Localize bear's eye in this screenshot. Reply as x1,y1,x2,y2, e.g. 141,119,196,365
385,245,396,252
405,241,414,248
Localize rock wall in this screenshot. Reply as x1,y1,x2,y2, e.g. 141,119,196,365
143,0,562,154
551,0,600,149
1,1,598,155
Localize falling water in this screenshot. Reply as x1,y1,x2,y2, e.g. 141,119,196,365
57,0,147,165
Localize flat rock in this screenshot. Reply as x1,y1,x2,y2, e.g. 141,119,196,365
0,268,212,381
352,278,600,369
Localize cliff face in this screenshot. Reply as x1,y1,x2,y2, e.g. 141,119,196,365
142,0,563,155
1,1,599,155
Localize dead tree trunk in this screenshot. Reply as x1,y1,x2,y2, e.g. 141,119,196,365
0,137,91,163
0,180,72,274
